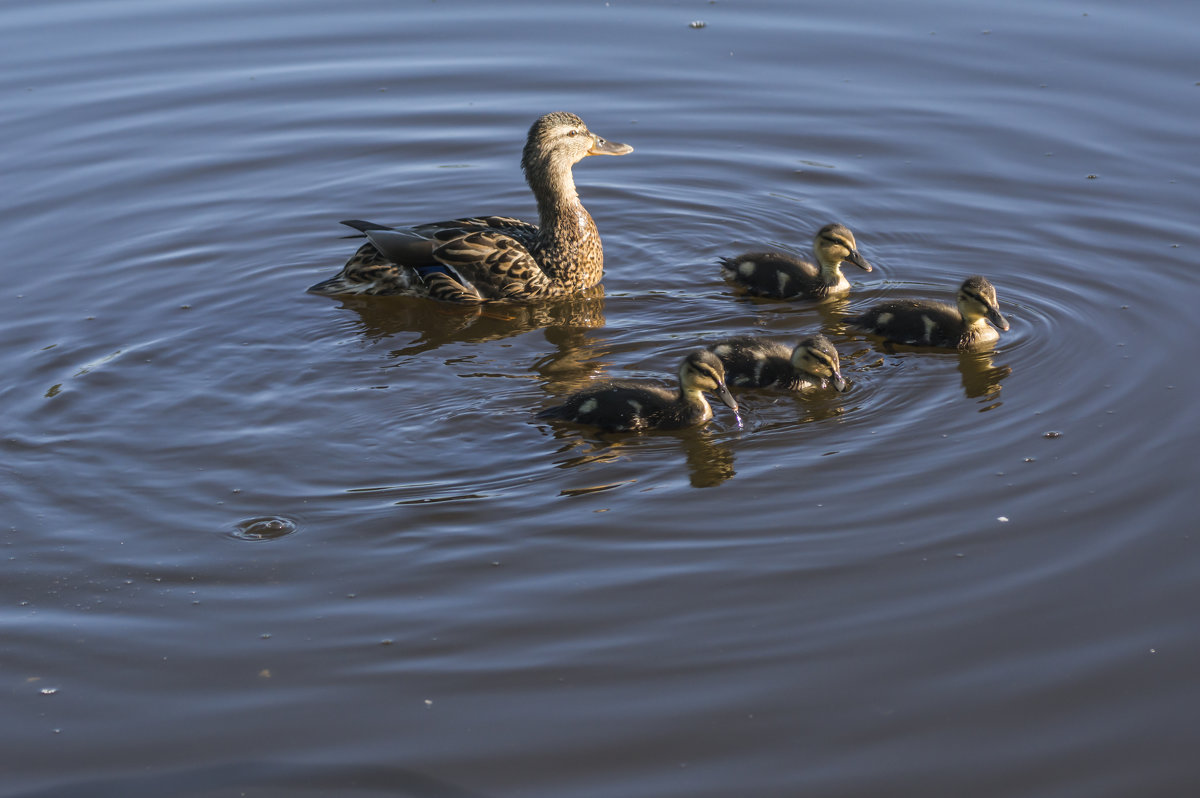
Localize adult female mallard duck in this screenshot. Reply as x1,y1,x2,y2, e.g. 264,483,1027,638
308,112,633,302
708,334,848,393
719,223,873,300
537,350,739,433
847,275,1010,350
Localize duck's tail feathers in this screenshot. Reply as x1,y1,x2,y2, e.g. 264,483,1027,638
306,274,379,296
338,219,395,239
340,219,396,234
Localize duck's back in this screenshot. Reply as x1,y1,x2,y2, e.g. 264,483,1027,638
850,299,964,348
709,337,795,389
720,252,821,299
538,382,699,432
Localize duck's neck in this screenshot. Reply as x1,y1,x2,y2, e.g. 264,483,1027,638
526,159,602,287
680,387,714,421
816,256,849,289
962,316,999,344
792,371,822,390
530,158,578,223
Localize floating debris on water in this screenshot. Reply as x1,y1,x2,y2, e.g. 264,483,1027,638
229,516,297,542
689,20,707,29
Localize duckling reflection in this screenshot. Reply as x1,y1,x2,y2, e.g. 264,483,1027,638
957,350,1013,400
537,350,738,433
848,276,1009,351
720,223,873,301
684,431,737,488
546,428,737,490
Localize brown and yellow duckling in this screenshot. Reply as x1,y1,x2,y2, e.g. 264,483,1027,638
719,223,873,300
708,334,848,393
308,111,633,302
847,275,1010,350
537,350,738,433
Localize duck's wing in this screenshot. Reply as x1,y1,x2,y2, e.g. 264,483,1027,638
339,217,549,303
429,229,554,301
341,216,540,253
415,215,540,249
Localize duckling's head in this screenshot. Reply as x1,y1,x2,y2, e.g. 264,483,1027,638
956,276,1010,331
813,223,873,273
522,112,633,182
791,335,848,392
679,350,738,412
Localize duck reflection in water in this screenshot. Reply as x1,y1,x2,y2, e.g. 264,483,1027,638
545,425,738,490
325,286,606,358
957,350,1012,401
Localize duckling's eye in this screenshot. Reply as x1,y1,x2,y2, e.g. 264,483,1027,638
567,129,579,137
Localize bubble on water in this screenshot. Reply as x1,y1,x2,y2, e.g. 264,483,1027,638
228,516,297,542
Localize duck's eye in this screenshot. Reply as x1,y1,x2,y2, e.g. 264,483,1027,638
567,129,578,137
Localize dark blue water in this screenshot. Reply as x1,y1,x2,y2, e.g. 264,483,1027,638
3,0,1198,795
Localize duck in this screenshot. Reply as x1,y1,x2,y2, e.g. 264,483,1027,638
307,112,633,302
537,350,739,433
708,334,848,393
719,223,873,300
847,275,1010,350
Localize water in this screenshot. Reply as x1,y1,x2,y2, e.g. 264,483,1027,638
3,0,1198,795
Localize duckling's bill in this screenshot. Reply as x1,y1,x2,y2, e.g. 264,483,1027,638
845,249,873,272
988,307,1010,331
717,383,738,412
719,382,743,429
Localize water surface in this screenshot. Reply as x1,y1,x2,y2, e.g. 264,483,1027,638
3,0,1198,795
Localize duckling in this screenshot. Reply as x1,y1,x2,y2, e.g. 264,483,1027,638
708,334,848,393
720,223,873,300
847,275,1010,350
537,350,738,433
308,112,633,302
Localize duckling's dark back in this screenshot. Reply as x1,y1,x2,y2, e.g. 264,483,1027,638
719,252,822,299
537,381,698,432
849,298,965,348
708,336,796,388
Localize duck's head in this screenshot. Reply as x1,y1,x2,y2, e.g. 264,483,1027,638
792,335,848,392
956,276,1009,331
521,111,633,179
813,223,872,273
680,350,738,412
